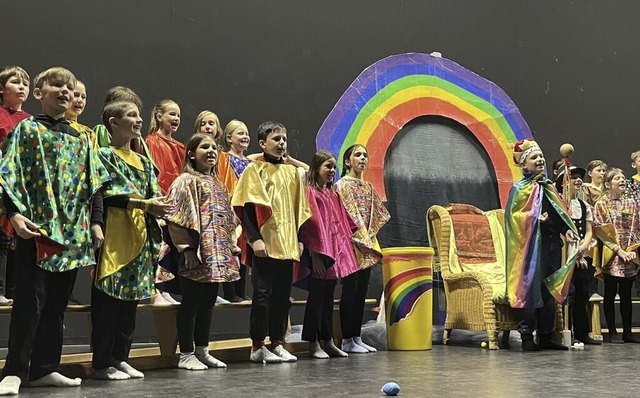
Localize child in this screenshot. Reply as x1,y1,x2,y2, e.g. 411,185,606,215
94,86,143,147
0,67,110,395
593,168,640,343
90,100,169,380
166,133,239,370
555,163,600,345
231,121,311,364
300,150,360,359
505,139,578,351
626,151,640,202
65,80,98,148
193,110,223,140
335,144,390,354
582,159,607,207
145,99,185,305
218,119,252,302
0,66,31,307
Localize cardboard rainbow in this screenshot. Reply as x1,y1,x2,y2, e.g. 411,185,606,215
316,52,534,206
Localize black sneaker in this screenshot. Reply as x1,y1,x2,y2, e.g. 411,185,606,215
609,334,624,344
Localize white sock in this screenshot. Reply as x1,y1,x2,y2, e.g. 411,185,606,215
0,376,21,395
161,291,181,304
92,367,130,381
353,336,377,352
195,346,227,368
342,338,367,353
113,361,144,378
30,372,82,387
178,352,208,370
150,293,172,305
308,341,329,359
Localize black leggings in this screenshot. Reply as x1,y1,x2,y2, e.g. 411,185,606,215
603,274,634,335
177,276,218,353
340,268,371,339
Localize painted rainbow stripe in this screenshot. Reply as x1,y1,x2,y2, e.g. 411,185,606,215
384,266,432,326
316,53,533,206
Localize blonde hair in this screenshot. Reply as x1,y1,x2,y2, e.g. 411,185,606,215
0,66,30,103
33,67,76,90
193,110,223,141
223,119,248,151
631,151,640,163
183,133,217,176
148,99,178,134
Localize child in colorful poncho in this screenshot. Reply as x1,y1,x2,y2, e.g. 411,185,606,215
505,139,578,351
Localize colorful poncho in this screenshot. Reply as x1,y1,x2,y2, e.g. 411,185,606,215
335,176,390,270
298,186,360,280
0,117,110,271
95,147,163,300
165,172,240,283
231,160,311,265
145,132,186,194
217,151,251,196
505,173,578,308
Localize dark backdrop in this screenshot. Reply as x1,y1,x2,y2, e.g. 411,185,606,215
1,0,636,344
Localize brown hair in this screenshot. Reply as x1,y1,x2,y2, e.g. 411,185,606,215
183,133,217,175
104,86,143,110
603,167,625,195
102,100,138,134
340,144,366,177
0,66,30,103
33,67,76,90
307,150,337,189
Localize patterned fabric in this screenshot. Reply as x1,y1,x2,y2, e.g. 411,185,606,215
335,176,390,270
229,154,251,178
216,151,251,195
69,120,98,149
95,147,163,301
625,175,640,203
505,173,578,308
166,172,240,283
0,117,110,271
145,132,185,194
231,160,311,264
593,196,640,278
299,186,360,280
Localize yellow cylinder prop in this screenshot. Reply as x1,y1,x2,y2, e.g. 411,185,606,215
381,247,433,350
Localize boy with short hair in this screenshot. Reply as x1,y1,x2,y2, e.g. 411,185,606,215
505,139,578,351
231,121,311,363
0,67,110,395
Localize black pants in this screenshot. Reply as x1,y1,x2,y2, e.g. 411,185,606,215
2,238,77,381
340,268,371,339
222,264,247,299
302,277,337,342
91,285,138,369
249,257,293,344
603,273,634,335
570,265,592,339
177,276,218,352
517,236,562,336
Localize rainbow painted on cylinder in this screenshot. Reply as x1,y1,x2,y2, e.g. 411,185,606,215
316,53,534,206
384,266,432,326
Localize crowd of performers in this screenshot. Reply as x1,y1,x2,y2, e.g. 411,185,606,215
0,65,390,395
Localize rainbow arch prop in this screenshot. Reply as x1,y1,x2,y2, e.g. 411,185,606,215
316,53,534,206
384,266,432,326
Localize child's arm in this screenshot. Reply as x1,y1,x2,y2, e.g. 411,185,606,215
285,155,309,172
243,204,267,257
90,190,105,249
2,192,39,239
168,223,199,268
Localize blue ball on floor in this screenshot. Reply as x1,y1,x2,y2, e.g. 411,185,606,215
382,382,400,396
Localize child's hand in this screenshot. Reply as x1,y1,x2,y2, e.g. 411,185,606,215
9,214,41,239
298,242,304,257
184,250,199,268
539,212,549,222
565,230,578,243
251,239,267,257
577,258,588,269
617,249,637,263
91,224,104,249
146,197,173,219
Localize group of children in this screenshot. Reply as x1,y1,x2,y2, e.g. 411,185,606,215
0,65,389,395
506,139,640,350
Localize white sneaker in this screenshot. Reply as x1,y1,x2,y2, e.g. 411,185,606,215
589,293,603,302
216,296,231,304
249,346,282,364
0,296,12,306
272,345,297,362
615,294,621,300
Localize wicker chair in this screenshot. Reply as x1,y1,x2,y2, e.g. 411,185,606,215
427,204,518,349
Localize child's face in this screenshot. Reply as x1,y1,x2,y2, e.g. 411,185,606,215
0,74,30,108
632,158,640,174
66,82,87,119
318,157,337,186
199,115,218,137
521,150,545,175
110,105,143,140
191,137,218,173
568,173,583,195
589,165,606,183
259,130,287,158
608,172,627,195
157,103,180,133
346,146,368,175
227,124,250,152
33,79,74,117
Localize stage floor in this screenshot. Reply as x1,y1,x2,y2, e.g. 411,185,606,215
12,342,631,397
